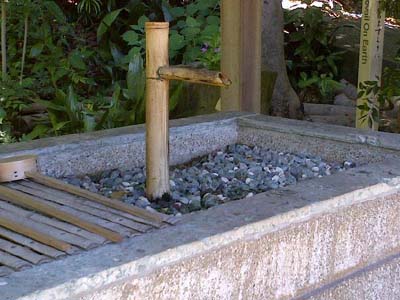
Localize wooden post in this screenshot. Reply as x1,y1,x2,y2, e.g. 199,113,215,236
145,22,170,201
1,0,8,81
221,0,262,113
356,0,385,129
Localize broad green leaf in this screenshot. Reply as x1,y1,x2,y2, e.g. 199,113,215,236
186,16,200,28
181,27,201,40
83,114,96,132
97,9,123,41
170,7,185,18
138,15,149,28
122,31,139,46
126,55,145,100
69,51,86,70
0,107,6,124
170,82,184,111
43,1,66,23
162,4,173,22
170,32,185,51
206,16,219,25
30,43,44,57
66,86,79,121
23,125,49,141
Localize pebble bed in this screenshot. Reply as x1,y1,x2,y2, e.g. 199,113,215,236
64,144,356,216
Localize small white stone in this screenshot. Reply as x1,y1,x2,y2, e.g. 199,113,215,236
122,182,131,187
124,187,134,192
312,167,320,172
146,206,158,213
169,180,176,187
0,281,8,286
246,192,254,198
245,178,252,184
221,177,229,183
248,171,255,176
272,175,280,182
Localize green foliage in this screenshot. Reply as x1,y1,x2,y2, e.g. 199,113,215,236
357,45,400,128
381,0,400,19
284,4,346,102
298,72,343,100
0,0,222,144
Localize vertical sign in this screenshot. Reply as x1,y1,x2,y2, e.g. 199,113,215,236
356,0,385,129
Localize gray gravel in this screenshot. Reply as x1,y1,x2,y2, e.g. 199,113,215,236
64,144,355,215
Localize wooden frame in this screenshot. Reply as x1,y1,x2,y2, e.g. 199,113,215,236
221,0,262,113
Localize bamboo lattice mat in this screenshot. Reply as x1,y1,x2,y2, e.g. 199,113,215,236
0,172,176,277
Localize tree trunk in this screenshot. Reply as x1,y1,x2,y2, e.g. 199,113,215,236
262,0,302,119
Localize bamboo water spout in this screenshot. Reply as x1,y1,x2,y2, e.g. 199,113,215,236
145,22,231,201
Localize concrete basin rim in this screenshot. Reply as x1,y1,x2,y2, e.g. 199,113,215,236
11,168,400,300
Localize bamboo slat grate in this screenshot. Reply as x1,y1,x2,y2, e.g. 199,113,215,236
0,156,176,276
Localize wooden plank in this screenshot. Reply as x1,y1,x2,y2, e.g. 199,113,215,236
0,250,32,271
19,181,161,228
0,265,13,276
25,172,169,224
0,191,133,238
0,202,99,249
0,238,50,264
0,185,123,243
0,227,64,258
11,182,151,233
0,191,105,245
221,0,262,113
240,0,262,113
0,210,72,252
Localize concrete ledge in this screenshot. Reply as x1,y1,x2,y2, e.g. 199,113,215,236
307,254,400,300
3,159,400,300
238,115,400,164
0,112,249,177
2,113,400,299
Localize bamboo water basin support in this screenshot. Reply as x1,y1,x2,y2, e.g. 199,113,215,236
145,22,231,201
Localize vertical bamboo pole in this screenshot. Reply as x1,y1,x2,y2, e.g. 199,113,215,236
145,22,170,200
356,0,385,130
